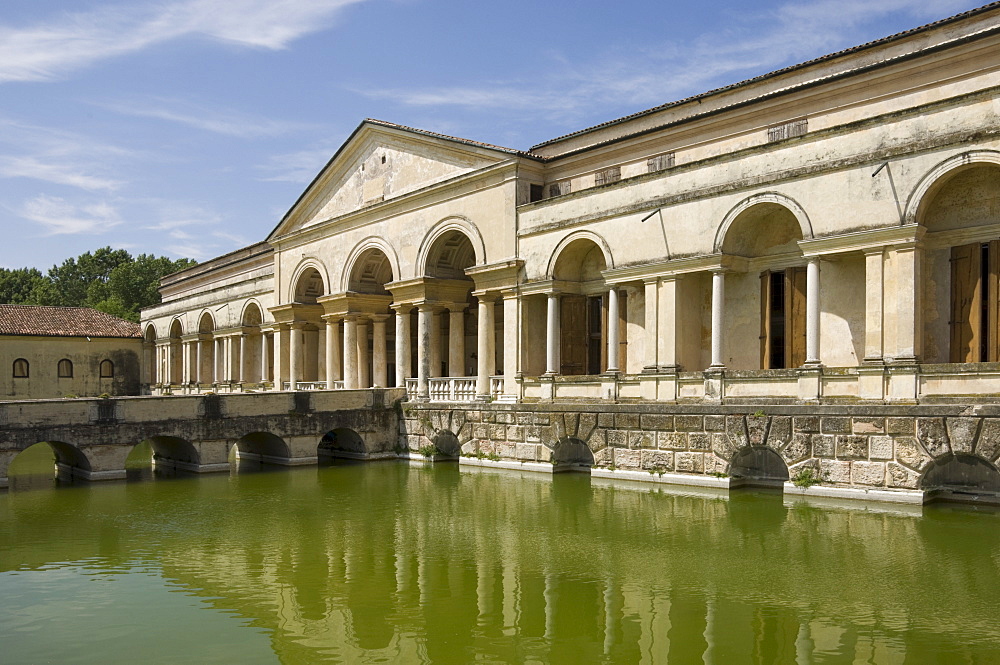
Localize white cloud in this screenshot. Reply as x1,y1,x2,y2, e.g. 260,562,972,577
17,195,122,235
258,146,338,183
0,0,370,84
361,0,976,121
95,97,317,138
0,155,123,191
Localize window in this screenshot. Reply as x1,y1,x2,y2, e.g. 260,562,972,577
548,181,570,197
100,359,115,378
12,358,28,378
529,183,544,202
767,119,808,142
950,240,1000,362
594,166,621,186
760,269,806,369
57,359,73,378
647,153,675,173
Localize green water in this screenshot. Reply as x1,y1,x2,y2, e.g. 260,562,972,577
1,461,999,665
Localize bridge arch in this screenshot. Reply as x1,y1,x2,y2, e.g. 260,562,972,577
126,436,201,477
232,432,290,466
318,428,366,462
729,446,790,488
431,429,461,458
8,441,92,487
920,453,1000,502
551,437,595,472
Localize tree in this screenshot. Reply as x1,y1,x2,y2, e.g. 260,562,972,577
0,267,45,304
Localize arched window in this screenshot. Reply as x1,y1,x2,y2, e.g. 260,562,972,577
100,360,114,378
12,358,28,378
57,359,73,378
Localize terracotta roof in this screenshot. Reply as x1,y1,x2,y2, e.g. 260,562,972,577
0,305,141,339
364,118,542,159
531,1,1000,151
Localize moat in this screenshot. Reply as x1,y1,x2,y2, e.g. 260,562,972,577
2,460,999,664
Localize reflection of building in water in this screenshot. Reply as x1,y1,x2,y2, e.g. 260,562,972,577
16,467,974,664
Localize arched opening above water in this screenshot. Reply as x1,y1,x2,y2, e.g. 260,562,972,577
9,441,91,490
552,438,595,473
729,447,790,489
431,430,460,458
318,428,366,463
921,454,1000,504
232,432,290,468
126,436,200,480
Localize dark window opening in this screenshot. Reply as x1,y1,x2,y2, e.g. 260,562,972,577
529,183,544,202
57,358,73,378
769,274,787,369
12,358,28,378
587,295,604,375
100,360,114,378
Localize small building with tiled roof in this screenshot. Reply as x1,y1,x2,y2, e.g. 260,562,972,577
1,305,143,399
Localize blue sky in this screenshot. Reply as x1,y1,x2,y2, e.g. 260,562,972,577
0,0,983,270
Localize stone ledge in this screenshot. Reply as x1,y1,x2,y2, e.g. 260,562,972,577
782,482,924,504
459,458,555,474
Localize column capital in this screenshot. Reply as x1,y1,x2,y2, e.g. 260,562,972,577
370,313,390,323
390,303,413,315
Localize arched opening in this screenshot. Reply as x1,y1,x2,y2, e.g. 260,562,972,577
318,428,366,462
720,203,817,370
99,359,114,379
551,238,617,375
242,302,266,384
551,437,595,473
918,164,1000,363
168,319,183,384
8,441,91,490
422,230,485,380
231,432,291,469
293,267,325,304
12,358,28,379
921,454,1000,504
289,268,326,388
729,446,790,489
143,324,157,385
346,248,396,387
125,436,200,481
197,312,216,385
431,429,461,458
57,358,73,378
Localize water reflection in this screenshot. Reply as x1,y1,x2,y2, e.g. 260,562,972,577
1,462,999,664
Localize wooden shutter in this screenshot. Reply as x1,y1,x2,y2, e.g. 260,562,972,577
560,295,587,375
787,267,807,368
951,242,981,363
760,271,771,368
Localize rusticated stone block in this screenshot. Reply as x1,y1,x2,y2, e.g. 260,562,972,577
495,412,514,425
473,424,488,440
408,435,424,450
659,431,687,450
812,434,835,458
587,429,606,451
629,431,655,449
593,447,611,466
616,413,640,429
597,413,614,428
641,449,674,470
852,461,886,486
615,448,642,469
676,415,704,432
458,424,472,444
821,417,851,434
837,435,868,460
525,425,542,443
945,417,979,454
688,433,711,450
552,415,567,441
516,443,537,461
705,415,726,432
516,412,533,425
793,416,820,433
895,437,932,471
727,415,748,446
467,410,481,423
451,411,467,433
766,416,792,448
976,418,1000,462
711,433,737,460
869,436,893,461
578,413,597,442
534,413,550,426
820,459,851,484
887,462,920,489
490,424,507,441
497,443,517,459
506,425,524,442
675,452,704,473
705,454,729,475
747,416,767,445
781,433,811,464
461,441,476,455
886,417,915,435
607,429,628,448
640,413,674,431
917,418,950,458
852,417,885,434
564,412,580,437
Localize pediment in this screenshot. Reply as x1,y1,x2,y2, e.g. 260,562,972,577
271,122,510,238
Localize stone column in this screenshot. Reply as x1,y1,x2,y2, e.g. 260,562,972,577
372,315,388,388
195,339,203,384
289,324,302,390
274,325,288,390
477,294,496,399
395,305,412,389
182,341,191,384
891,243,922,362
545,293,560,375
429,309,442,378
260,333,270,384
343,317,358,390
164,344,173,384
356,318,370,388
238,334,247,383
711,271,725,368
643,278,659,371
863,248,885,362
325,318,341,388
502,290,519,396
448,305,466,377
607,287,620,373
806,257,821,365
417,304,432,399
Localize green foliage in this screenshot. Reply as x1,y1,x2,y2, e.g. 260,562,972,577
752,409,766,418
791,467,822,488
417,445,439,458
0,247,197,322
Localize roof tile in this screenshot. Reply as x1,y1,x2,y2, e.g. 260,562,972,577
0,305,141,339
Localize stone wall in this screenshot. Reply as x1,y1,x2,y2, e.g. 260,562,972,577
400,402,1000,496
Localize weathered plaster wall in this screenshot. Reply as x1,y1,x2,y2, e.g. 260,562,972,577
1,336,141,399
